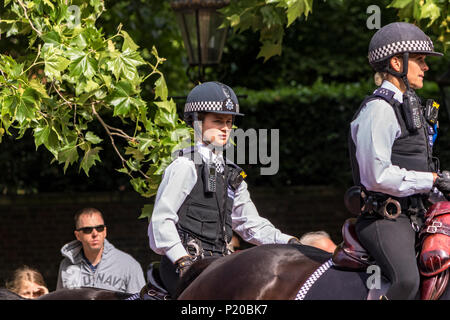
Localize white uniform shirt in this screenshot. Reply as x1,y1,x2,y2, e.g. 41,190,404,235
350,80,434,197
148,142,293,263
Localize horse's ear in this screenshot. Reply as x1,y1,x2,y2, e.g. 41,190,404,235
174,257,218,298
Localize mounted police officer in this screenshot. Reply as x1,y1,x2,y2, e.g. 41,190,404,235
148,81,299,297
349,22,450,300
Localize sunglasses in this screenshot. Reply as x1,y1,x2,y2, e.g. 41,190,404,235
76,225,106,234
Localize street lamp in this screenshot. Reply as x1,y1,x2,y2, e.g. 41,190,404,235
437,69,450,121
170,0,230,83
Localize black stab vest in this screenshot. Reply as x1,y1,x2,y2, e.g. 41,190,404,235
175,149,243,255
349,87,437,204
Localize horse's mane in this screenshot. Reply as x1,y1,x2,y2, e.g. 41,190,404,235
174,256,219,298
0,288,26,300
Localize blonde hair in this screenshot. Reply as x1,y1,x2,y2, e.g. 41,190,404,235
374,72,387,86
5,266,47,294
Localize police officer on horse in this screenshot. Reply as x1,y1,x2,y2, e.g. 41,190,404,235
349,22,450,300
148,81,299,297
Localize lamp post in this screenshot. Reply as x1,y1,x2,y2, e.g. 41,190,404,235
170,0,230,83
437,69,450,122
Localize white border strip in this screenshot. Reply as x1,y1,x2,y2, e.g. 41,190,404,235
295,258,334,300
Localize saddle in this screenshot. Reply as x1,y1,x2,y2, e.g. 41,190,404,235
332,200,450,300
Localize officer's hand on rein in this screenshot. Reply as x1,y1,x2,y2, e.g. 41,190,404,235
288,237,302,245
434,171,450,198
175,255,194,277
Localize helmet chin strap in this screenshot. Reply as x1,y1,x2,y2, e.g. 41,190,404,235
386,52,411,91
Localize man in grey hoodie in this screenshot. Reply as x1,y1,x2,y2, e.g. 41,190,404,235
57,208,145,294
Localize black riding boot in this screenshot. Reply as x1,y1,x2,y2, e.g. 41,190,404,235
159,255,180,298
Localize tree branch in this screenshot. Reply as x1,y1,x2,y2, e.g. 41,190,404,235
91,103,149,179
17,0,42,36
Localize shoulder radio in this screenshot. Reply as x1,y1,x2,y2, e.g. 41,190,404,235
203,163,217,193
402,89,422,132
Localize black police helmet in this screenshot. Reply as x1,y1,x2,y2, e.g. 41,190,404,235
184,81,244,126
368,22,443,72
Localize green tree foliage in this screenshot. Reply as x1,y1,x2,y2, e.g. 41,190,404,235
220,0,315,62
221,0,449,63
0,0,190,199
388,0,449,50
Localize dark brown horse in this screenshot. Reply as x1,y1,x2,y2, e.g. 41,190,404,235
176,243,450,300
0,287,136,300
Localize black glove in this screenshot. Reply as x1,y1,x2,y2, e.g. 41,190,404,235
175,256,194,277
434,171,450,197
288,237,302,245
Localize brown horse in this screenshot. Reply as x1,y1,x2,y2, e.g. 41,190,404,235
176,243,450,300
176,243,332,300
0,287,136,300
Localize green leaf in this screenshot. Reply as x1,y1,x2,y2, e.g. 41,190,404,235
138,203,155,220
260,6,284,28
125,146,146,161
34,125,50,149
68,52,97,79
42,47,70,81
154,75,168,101
285,0,312,26
256,41,282,62
41,30,61,47
136,134,157,153
154,99,176,114
58,142,79,173
85,131,103,144
387,0,414,9
106,48,146,81
28,79,50,99
154,108,177,129
108,81,144,116
121,30,139,51
420,1,441,26
15,89,37,124
45,126,61,158
80,146,102,176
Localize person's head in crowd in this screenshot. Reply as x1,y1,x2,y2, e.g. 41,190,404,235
74,207,107,256
299,231,337,253
227,232,242,253
5,265,49,299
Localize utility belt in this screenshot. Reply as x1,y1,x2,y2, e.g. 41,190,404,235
353,187,426,231
178,229,231,260
348,171,431,233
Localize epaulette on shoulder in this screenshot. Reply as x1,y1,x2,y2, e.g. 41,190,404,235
173,145,197,159
171,145,205,166
373,87,396,101
225,159,247,179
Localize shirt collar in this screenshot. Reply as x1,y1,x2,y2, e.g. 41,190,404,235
380,80,403,103
196,142,224,164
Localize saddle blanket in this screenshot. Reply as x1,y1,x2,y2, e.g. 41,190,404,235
295,259,375,300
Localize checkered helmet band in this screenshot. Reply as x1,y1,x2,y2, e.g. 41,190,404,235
183,81,244,118
368,22,443,68
368,39,435,63
184,100,240,113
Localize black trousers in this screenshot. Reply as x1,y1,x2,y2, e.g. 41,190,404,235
159,255,179,298
355,213,420,300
